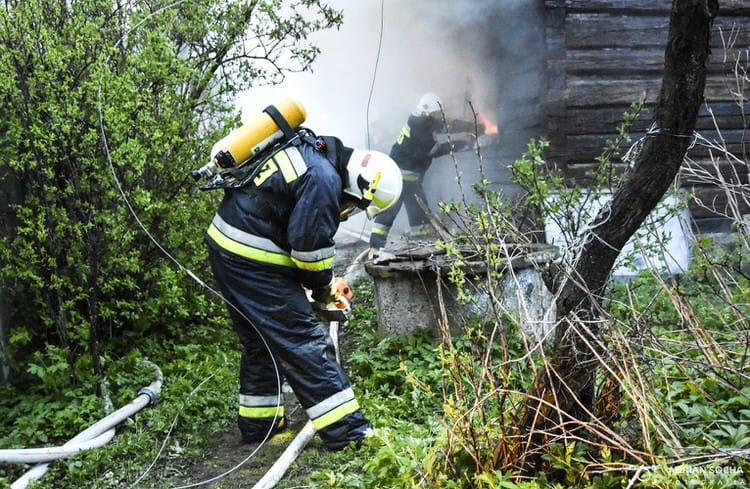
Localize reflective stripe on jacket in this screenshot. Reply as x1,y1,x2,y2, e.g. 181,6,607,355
205,143,342,293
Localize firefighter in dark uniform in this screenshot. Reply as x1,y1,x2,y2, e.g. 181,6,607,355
205,134,402,450
369,92,482,253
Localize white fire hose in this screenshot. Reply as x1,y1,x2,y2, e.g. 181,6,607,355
250,318,341,489
252,252,366,489
2,361,163,489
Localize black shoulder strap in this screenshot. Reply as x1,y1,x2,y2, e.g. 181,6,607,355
263,104,297,142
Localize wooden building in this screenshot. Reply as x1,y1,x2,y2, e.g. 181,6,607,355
539,0,750,226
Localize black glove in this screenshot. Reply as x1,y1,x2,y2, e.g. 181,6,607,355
311,280,336,304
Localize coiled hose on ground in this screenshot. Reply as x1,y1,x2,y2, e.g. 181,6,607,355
1,361,163,489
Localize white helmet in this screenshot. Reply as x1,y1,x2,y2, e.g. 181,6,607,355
342,150,403,220
413,92,442,117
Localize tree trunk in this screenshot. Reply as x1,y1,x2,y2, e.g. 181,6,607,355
515,0,719,473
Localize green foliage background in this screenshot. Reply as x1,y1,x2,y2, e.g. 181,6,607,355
2,2,749,489
0,0,341,484
0,0,341,379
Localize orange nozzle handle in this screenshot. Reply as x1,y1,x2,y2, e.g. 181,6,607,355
333,277,353,301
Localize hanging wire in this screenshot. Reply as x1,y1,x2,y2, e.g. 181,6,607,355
102,1,393,485
365,0,385,150
96,2,283,486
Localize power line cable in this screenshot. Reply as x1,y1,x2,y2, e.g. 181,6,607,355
365,0,385,150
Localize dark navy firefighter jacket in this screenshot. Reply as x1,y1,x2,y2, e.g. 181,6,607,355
391,114,476,177
205,137,351,300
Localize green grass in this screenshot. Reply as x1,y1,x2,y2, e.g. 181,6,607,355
3,264,750,488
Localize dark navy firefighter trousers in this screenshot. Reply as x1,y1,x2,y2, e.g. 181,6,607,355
207,246,371,451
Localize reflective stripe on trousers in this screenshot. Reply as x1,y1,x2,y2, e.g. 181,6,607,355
206,245,370,449
307,387,360,431
239,394,284,420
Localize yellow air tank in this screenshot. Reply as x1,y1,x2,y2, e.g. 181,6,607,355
192,97,306,181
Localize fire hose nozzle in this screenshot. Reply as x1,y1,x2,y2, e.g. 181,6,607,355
333,277,353,301
137,386,160,406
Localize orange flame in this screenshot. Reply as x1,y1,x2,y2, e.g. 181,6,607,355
476,112,499,135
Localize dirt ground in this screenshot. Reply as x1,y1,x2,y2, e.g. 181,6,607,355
161,394,323,489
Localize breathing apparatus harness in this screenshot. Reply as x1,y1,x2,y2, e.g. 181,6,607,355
193,104,327,192
193,104,380,221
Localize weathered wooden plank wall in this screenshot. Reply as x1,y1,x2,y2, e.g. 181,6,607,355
543,0,750,220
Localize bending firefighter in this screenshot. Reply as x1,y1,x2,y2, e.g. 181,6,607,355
369,92,483,254
202,100,403,450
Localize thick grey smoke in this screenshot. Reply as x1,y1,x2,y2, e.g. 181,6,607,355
238,0,545,240
240,1,543,149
